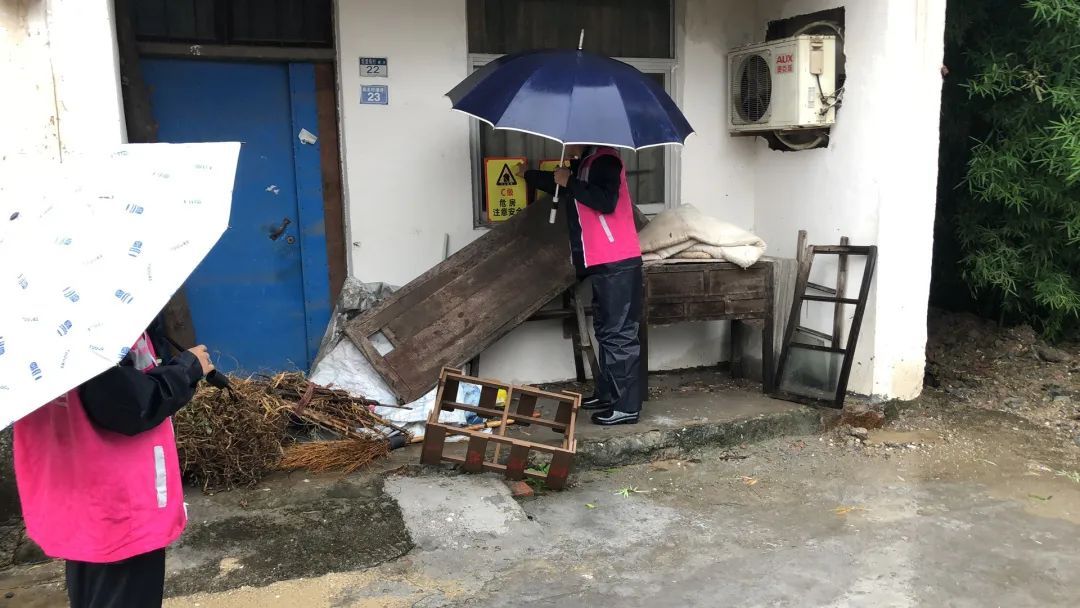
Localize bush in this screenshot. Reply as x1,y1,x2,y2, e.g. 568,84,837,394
944,0,1080,339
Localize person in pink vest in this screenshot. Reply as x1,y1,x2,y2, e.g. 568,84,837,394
14,329,212,607
524,145,644,425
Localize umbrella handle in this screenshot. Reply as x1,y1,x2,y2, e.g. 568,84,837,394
549,146,567,224
163,335,231,389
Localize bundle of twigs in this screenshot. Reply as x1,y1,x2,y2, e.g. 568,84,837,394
266,372,411,441
174,379,288,492
175,372,409,490
279,439,390,474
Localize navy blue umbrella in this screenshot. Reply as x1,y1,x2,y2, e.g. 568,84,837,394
447,36,693,222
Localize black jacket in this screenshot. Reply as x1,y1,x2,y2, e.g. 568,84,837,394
78,350,204,436
525,151,625,275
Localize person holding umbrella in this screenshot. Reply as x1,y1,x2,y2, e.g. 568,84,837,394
0,142,241,607
14,331,212,608
447,33,693,425
518,146,645,425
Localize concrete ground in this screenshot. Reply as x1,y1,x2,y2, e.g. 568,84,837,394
3,388,1080,606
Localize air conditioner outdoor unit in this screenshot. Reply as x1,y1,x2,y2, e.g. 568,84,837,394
728,35,838,133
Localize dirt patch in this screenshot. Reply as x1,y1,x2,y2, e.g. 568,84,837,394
166,486,413,597
925,309,1079,445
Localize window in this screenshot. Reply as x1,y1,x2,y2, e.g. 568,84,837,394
466,0,678,226
132,0,334,47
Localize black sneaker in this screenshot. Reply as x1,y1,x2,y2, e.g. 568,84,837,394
580,395,610,411
591,409,640,426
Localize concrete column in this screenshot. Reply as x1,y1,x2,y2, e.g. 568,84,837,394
1,0,125,162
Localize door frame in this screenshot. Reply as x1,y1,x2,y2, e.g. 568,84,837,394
115,9,349,356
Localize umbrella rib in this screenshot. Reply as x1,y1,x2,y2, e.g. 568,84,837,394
563,52,583,144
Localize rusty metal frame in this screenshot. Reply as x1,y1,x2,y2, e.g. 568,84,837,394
420,368,581,490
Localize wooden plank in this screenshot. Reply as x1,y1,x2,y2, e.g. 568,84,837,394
573,282,601,381
433,374,461,419
478,385,500,410
547,452,573,490
802,295,860,305
492,387,514,465
137,42,336,62
809,245,876,255
553,402,572,434
639,269,650,401
835,246,878,406
647,271,706,298
773,249,815,399
563,395,579,451
345,200,574,403
515,393,538,419
647,302,686,321
464,435,488,473
440,403,566,430
706,268,770,296
762,260,776,392
314,64,347,304
685,301,728,318
833,236,850,351
435,424,575,453
505,444,530,480
420,424,446,465
724,298,768,316
565,290,586,381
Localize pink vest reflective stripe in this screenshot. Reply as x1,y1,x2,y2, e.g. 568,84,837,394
575,147,641,268
14,333,187,563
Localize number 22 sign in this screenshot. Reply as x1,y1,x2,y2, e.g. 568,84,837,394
359,57,388,78
360,85,388,106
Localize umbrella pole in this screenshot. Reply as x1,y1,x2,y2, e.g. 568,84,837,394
549,145,566,224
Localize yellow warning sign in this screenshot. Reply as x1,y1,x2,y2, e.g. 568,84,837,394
539,159,567,173
484,157,527,223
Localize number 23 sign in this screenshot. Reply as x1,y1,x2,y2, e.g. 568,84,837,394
361,85,388,106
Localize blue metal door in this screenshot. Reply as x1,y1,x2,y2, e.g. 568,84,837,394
142,59,331,373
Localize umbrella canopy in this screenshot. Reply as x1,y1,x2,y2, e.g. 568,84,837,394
0,142,240,429
447,49,693,150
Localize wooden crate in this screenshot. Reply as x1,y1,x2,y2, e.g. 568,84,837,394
420,368,580,490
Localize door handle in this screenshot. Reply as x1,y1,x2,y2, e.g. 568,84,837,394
269,217,291,240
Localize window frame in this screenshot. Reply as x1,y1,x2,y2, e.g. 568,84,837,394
466,53,682,228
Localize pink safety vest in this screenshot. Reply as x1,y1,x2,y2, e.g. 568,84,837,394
13,333,187,563
576,147,642,268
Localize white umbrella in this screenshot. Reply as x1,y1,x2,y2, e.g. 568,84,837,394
0,142,241,429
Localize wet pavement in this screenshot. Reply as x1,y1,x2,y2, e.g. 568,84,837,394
4,399,1080,607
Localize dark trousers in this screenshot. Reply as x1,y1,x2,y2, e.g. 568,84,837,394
66,549,166,608
590,261,644,414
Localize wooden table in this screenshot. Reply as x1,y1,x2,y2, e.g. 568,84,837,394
640,260,776,396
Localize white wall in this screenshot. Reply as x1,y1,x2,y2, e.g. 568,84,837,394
750,0,946,398
334,0,946,397
1,0,125,161
336,0,475,285
679,0,758,228
335,0,748,384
